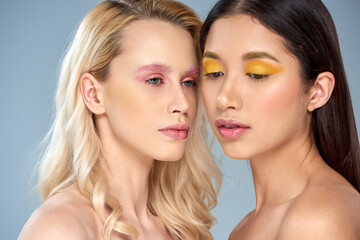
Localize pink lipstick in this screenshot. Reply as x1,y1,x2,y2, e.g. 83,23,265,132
159,123,190,140
215,119,250,139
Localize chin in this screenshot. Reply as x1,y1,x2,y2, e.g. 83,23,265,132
153,145,186,162
222,144,250,160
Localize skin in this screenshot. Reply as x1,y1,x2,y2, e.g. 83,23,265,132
202,15,360,240
19,20,199,240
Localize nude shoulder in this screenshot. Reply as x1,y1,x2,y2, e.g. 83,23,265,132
228,211,253,239
279,182,360,239
18,191,100,240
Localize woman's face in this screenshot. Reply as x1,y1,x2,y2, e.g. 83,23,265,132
103,20,199,161
201,15,311,160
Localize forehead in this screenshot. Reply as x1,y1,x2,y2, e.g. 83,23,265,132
205,15,287,59
107,19,199,81
121,20,195,56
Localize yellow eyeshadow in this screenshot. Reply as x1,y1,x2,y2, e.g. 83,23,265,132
244,59,283,75
202,58,225,74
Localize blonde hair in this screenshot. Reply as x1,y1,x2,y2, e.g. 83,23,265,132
39,0,222,239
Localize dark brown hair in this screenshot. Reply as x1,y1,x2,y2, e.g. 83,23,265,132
200,0,360,191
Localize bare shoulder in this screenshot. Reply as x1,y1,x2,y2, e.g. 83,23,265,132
18,191,100,240
279,179,360,240
228,211,253,240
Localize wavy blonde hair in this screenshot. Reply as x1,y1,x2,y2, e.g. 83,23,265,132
39,0,222,239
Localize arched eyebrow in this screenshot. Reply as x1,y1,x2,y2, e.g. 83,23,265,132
181,66,200,80
242,51,279,63
203,51,280,63
185,66,200,75
136,64,172,73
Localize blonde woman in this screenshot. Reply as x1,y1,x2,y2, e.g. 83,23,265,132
18,0,221,239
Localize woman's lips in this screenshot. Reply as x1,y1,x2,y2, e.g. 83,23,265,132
215,119,250,139
159,123,190,140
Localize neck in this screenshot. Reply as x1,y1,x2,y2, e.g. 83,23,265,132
249,134,326,210
97,115,154,221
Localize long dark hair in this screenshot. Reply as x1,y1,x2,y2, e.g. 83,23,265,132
200,0,360,191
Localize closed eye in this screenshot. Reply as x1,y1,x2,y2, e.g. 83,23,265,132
246,73,269,80
204,72,224,79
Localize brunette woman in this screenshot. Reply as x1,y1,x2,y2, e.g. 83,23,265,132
200,0,360,239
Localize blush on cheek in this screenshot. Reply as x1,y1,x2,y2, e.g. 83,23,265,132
248,85,297,152
256,78,306,135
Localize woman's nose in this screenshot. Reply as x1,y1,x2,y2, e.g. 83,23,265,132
167,85,189,114
216,76,242,110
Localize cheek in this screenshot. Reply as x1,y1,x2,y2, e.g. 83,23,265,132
201,82,218,119
253,78,306,128
187,91,198,121
106,82,150,127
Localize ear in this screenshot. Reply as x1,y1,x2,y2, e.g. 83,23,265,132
307,71,335,112
80,73,105,115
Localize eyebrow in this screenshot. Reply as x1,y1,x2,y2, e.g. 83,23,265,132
203,51,280,63
136,64,172,73
185,66,200,76
203,51,220,60
242,51,279,62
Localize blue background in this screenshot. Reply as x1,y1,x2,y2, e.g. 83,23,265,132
1,0,359,239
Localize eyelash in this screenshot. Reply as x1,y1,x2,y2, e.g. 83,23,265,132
204,71,269,81
246,73,270,80
146,77,164,86
182,80,197,88
146,77,197,88
204,72,224,79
